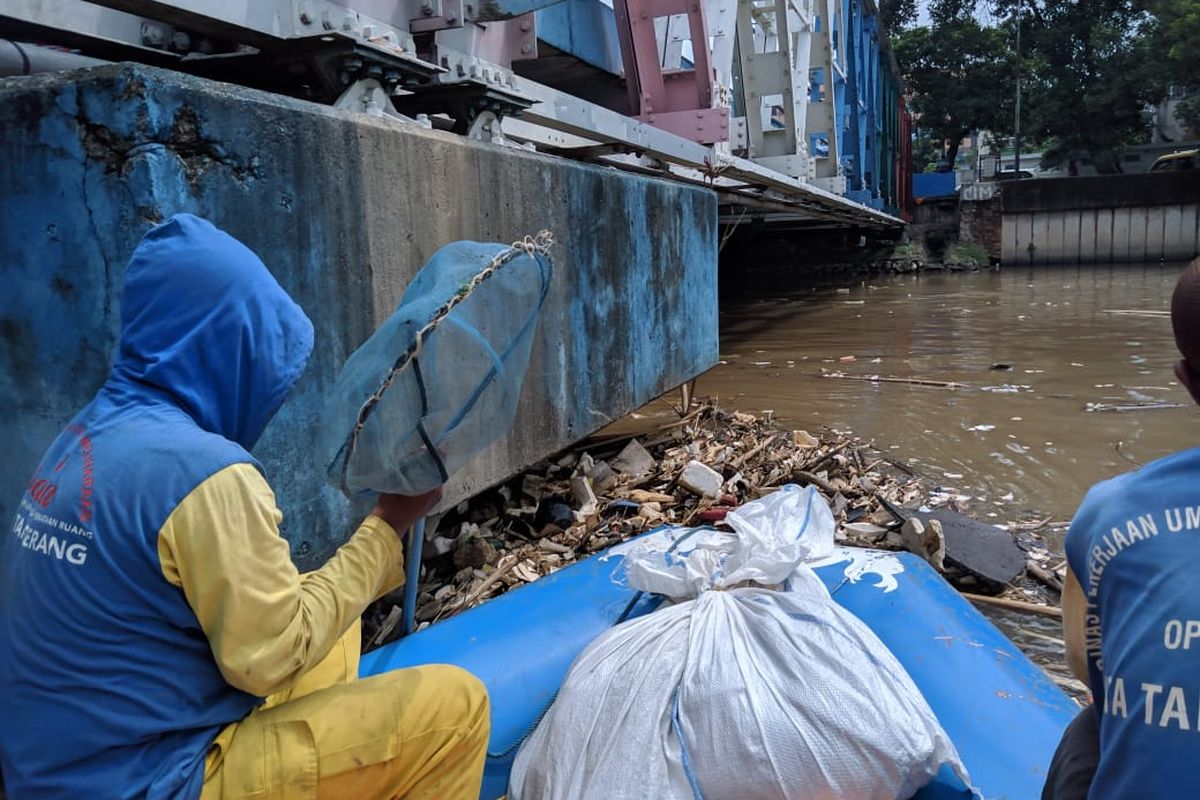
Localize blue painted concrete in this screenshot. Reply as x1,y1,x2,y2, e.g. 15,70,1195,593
914,171,958,199
363,543,1076,800
0,64,718,568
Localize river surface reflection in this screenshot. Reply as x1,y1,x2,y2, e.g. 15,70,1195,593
704,264,1194,526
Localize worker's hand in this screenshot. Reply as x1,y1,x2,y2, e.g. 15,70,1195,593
371,488,443,537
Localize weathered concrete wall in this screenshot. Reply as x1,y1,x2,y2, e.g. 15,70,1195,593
0,64,718,568
959,183,1002,262
1000,174,1200,265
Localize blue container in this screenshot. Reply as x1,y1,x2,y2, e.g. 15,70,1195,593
361,545,1077,799
913,171,959,199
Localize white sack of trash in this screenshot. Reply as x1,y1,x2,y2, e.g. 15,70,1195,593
509,484,972,800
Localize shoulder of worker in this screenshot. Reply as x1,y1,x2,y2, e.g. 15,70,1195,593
174,460,276,511
105,404,262,496
1065,447,1200,566
134,415,274,525
156,462,282,590
70,395,267,540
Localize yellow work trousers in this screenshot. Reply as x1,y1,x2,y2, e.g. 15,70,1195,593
201,621,490,800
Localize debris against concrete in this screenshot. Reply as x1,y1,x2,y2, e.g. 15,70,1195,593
362,400,1069,652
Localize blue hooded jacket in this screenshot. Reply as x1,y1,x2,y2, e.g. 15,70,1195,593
0,215,314,798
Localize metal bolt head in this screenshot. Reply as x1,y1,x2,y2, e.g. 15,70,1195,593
140,22,167,48
520,42,533,54
170,31,191,51
520,20,532,31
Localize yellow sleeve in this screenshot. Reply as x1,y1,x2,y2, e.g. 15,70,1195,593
157,462,405,697
1062,564,1089,684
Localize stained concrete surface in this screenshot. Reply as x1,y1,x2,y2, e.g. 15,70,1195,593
0,64,717,568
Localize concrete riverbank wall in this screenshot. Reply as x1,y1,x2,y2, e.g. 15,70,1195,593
0,64,718,568
1001,173,1199,265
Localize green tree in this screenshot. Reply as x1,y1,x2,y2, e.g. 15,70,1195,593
990,0,1163,171
894,18,1012,167
1149,0,1200,135
911,133,945,172
879,0,918,31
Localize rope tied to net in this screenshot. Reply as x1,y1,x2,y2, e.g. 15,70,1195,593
338,230,554,495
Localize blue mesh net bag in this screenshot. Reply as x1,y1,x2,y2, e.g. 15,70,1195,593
321,232,553,497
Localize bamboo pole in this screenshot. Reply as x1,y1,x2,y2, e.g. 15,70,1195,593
961,592,1062,619
822,374,967,389
1102,309,1170,317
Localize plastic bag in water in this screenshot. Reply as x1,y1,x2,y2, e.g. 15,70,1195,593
321,238,552,497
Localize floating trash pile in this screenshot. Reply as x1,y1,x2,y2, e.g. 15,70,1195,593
363,400,1075,688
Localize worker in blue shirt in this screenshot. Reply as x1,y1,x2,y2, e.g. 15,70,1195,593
1045,256,1200,799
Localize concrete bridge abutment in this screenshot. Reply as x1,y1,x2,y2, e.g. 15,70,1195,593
0,64,718,567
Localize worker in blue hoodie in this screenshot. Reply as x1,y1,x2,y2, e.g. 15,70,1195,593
0,214,489,799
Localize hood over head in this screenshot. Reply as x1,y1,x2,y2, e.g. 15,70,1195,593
112,214,314,450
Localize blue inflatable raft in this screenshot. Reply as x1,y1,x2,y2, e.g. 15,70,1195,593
361,543,1078,799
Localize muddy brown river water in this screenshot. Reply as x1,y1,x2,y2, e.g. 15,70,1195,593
703,264,1195,674
619,263,1193,669
705,264,1194,527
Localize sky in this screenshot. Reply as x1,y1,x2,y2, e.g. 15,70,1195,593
915,0,1004,27
917,0,933,25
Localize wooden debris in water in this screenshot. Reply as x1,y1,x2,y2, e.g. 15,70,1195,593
1101,309,1170,318
1085,401,1185,412
362,400,1070,656
821,371,968,389
961,592,1063,619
